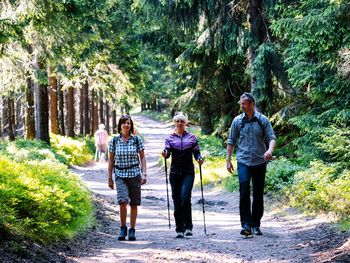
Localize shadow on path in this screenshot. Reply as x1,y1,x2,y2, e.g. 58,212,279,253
66,114,329,263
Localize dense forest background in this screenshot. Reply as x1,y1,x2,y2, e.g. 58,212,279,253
1,0,350,145
1,0,350,245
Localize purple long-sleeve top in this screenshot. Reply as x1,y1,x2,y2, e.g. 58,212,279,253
164,131,202,174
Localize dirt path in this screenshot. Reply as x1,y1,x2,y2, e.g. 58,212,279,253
60,115,349,263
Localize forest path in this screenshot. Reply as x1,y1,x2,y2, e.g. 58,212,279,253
66,115,342,263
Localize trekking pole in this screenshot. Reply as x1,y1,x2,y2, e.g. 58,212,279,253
164,153,171,229
199,163,207,235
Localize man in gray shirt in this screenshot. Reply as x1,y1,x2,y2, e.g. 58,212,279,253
226,92,276,236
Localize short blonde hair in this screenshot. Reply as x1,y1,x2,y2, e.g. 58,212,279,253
173,112,188,124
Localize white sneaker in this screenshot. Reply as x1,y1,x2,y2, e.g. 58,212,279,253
175,232,184,238
184,229,193,236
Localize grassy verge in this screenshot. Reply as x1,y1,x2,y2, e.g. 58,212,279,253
0,135,95,244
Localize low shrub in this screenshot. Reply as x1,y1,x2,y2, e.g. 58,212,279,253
197,135,226,158
324,170,350,218
50,134,92,165
265,157,304,195
0,156,93,243
289,161,341,214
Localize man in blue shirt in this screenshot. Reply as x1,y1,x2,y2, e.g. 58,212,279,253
226,92,276,236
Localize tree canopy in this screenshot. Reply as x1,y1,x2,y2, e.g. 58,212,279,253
0,0,349,170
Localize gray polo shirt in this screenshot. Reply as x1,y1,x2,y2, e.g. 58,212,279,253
227,111,276,166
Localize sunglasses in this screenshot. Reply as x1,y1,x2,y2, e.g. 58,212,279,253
121,114,130,118
243,92,255,102
175,120,185,123
174,111,188,117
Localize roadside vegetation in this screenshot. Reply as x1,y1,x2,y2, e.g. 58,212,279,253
0,136,95,244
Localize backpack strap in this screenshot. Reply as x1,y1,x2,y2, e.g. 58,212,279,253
238,113,266,143
112,136,117,175
238,113,246,134
257,113,266,138
257,113,269,147
134,135,141,166
135,135,140,150
113,135,141,173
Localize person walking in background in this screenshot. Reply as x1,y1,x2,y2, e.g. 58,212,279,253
161,112,204,238
226,92,276,236
94,123,109,163
108,115,147,241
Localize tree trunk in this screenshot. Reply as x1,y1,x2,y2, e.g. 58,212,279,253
49,67,59,134
105,102,110,134
34,59,50,144
91,89,98,134
25,76,36,139
66,86,75,137
141,102,145,111
16,95,24,137
248,0,268,112
8,97,15,141
79,87,84,135
57,78,65,135
83,80,90,135
200,105,213,135
99,90,104,124
2,97,8,136
112,109,117,135
152,96,157,110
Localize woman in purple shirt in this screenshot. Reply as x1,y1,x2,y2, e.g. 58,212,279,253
161,112,204,238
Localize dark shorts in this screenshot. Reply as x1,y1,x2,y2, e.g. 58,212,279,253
115,176,141,206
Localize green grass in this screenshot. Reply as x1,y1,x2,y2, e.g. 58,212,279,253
337,217,350,232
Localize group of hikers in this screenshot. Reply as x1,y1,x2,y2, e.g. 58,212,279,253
95,92,276,241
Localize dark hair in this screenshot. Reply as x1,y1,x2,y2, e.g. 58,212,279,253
240,92,255,103
117,114,134,134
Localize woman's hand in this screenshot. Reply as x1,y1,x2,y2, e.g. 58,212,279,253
161,150,167,158
197,158,204,166
141,174,147,185
108,177,114,189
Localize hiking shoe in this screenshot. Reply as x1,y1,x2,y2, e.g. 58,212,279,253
252,227,262,235
240,224,252,236
184,229,193,237
175,232,184,238
118,226,127,241
128,228,136,241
